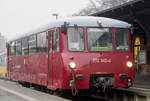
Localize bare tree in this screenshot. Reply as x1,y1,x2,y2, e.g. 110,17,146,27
73,0,132,16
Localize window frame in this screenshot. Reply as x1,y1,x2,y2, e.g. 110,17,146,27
37,31,47,53
10,41,16,56
114,28,130,52
22,37,29,56
56,28,60,52
53,31,56,52
29,34,37,55
16,40,22,56
87,27,114,52
67,26,85,52
49,31,53,53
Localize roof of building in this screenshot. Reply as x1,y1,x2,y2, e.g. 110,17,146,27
90,0,150,23
90,0,150,39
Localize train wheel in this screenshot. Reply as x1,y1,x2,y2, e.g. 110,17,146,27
18,81,30,88
23,82,30,88
46,89,54,94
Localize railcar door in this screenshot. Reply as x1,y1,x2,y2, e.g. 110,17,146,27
47,30,55,89
8,41,16,80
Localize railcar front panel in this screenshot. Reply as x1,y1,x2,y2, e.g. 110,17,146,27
60,26,134,91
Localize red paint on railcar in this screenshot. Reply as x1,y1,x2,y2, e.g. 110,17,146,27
7,17,134,95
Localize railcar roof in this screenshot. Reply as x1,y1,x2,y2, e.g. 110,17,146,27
9,16,131,42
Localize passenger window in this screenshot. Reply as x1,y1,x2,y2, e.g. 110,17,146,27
16,40,22,56
53,31,55,51
10,41,16,56
56,28,60,52
22,38,29,55
37,32,46,53
29,35,37,54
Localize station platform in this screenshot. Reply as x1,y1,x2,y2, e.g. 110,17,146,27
134,73,150,89
107,73,150,101
1,68,150,101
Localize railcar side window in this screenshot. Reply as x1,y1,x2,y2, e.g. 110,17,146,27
10,42,16,56
87,28,113,51
115,28,129,51
22,38,29,55
29,35,37,54
67,28,84,51
37,32,46,53
16,40,22,56
56,28,60,52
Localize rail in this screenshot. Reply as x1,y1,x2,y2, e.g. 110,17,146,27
93,87,150,101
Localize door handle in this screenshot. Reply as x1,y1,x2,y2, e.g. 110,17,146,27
24,59,26,65
46,55,48,59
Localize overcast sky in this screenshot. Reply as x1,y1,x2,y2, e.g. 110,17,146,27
0,0,89,40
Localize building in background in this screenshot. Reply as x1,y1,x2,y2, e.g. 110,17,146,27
0,33,7,77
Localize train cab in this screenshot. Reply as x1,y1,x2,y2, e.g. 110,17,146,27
57,17,134,95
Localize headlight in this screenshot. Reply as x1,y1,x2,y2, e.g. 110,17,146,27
126,61,133,68
69,62,76,69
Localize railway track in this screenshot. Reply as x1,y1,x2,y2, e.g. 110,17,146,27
0,78,106,101
2,77,150,101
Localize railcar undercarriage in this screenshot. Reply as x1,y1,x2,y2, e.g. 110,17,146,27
90,74,115,95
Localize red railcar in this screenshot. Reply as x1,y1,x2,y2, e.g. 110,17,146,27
7,16,134,95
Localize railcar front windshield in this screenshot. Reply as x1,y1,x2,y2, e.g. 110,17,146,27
115,28,129,51
67,27,85,51
87,28,113,51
